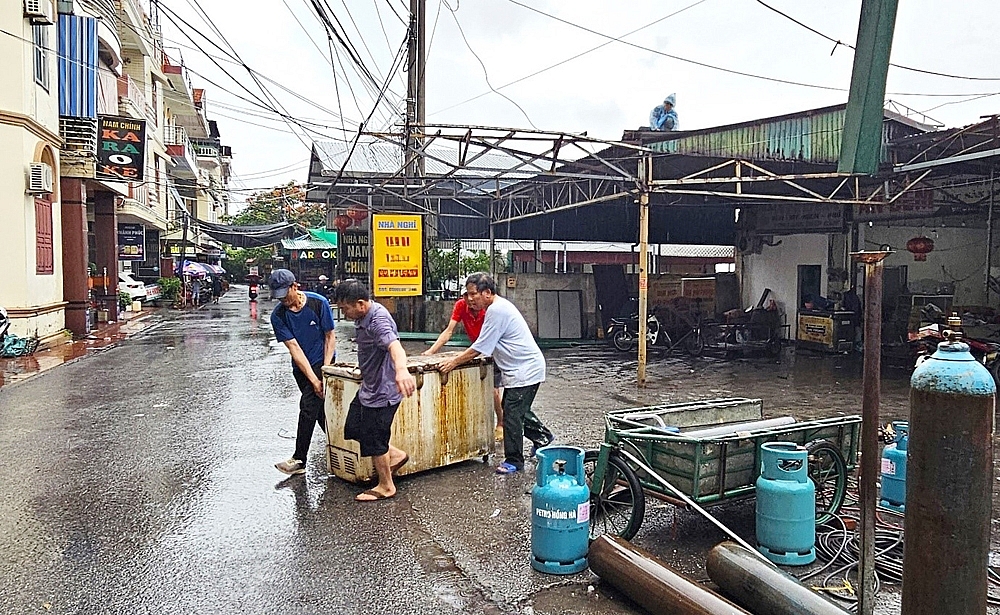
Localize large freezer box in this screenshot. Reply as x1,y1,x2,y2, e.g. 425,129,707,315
322,352,494,483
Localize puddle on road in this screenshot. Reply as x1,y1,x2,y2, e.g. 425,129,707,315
403,520,512,614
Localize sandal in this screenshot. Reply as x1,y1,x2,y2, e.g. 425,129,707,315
390,454,410,475
495,462,521,475
356,489,395,502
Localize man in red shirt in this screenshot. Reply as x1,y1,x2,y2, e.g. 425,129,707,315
424,293,503,438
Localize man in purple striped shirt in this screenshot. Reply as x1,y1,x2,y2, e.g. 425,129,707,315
335,279,416,502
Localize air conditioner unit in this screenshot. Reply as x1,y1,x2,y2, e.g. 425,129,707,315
24,0,54,24
28,162,54,195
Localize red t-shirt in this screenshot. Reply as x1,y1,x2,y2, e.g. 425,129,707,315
452,299,486,342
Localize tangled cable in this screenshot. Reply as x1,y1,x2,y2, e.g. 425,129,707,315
794,479,1000,613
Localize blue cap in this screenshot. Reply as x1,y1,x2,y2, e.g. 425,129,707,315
268,268,296,299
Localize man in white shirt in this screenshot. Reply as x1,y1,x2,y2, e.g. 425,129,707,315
440,273,554,474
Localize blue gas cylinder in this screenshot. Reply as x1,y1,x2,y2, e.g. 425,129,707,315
531,446,590,574
880,421,909,512
756,442,816,566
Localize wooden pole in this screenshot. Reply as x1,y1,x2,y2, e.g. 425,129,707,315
638,156,651,386
852,249,890,615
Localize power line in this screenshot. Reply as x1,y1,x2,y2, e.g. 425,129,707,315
504,0,845,92
754,0,1000,82
430,0,711,116
445,3,539,129
175,0,314,150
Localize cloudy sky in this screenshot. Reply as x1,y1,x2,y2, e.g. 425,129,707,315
157,0,1000,208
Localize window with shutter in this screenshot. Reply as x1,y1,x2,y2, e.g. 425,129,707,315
36,198,54,275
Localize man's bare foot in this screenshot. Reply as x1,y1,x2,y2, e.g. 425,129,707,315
356,488,395,501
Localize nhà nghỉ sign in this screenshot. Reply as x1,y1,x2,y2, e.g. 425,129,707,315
372,214,422,296
96,116,146,181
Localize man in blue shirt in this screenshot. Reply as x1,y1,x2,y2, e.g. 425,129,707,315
335,279,416,501
269,269,337,476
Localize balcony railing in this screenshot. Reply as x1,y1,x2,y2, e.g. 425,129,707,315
117,74,149,120
193,143,219,158
163,124,188,146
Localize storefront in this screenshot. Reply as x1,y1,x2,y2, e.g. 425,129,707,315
280,230,337,291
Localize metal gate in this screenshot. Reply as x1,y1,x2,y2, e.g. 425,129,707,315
536,290,583,339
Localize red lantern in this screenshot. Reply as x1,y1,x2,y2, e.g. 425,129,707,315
347,206,368,221
333,213,352,232
906,236,934,261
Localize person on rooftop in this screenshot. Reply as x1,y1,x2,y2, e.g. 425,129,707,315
649,93,679,131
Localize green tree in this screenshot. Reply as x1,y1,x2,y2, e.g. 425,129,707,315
222,246,274,280
223,182,323,228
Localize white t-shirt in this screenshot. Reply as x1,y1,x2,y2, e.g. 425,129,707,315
471,296,545,388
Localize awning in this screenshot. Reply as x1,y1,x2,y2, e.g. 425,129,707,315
307,228,338,246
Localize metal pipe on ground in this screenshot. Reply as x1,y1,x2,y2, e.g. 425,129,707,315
681,417,795,439
589,535,751,615
706,542,849,615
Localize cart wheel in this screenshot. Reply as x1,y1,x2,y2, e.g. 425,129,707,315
612,330,634,353
685,331,705,357
806,439,848,525
583,449,645,541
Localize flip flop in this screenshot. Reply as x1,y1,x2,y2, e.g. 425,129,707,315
356,489,394,502
495,462,521,475
390,454,410,475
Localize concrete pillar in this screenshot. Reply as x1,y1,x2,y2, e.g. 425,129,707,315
93,191,118,319
60,179,89,336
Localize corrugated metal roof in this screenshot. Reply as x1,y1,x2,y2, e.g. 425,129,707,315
642,104,933,165
312,139,537,178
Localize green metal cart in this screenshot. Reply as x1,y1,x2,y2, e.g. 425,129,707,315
585,398,861,540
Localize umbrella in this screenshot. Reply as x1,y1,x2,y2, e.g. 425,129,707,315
177,260,212,277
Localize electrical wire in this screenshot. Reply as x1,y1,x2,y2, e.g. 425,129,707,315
430,0,711,116
504,0,845,93
180,0,318,150
754,0,1000,82
444,3,539,129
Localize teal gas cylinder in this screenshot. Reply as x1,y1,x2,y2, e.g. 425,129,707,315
755,442,816,566
880,421,908,512
531,446,590,574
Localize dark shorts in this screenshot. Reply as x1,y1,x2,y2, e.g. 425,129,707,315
493,365,502,389
349,395,400,457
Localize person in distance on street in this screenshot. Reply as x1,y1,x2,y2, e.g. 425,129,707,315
335,279,416,501
439,272,554,475
269,269,337,477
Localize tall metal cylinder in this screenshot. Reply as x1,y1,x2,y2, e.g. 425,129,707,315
706,542,848,615
589,535,751,615
903,339,995,615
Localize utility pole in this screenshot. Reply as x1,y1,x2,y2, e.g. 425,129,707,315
637,155,652,386
406,0,425,180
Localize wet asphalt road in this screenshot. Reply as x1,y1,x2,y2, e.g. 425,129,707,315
0,289,995,614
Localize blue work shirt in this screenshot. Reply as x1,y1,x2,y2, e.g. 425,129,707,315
354,301,403,407
270,291,336,367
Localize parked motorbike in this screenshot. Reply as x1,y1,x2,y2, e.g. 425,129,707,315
248,284,259,302
607,310,704,356
0,306,9,345
607,312,661,352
